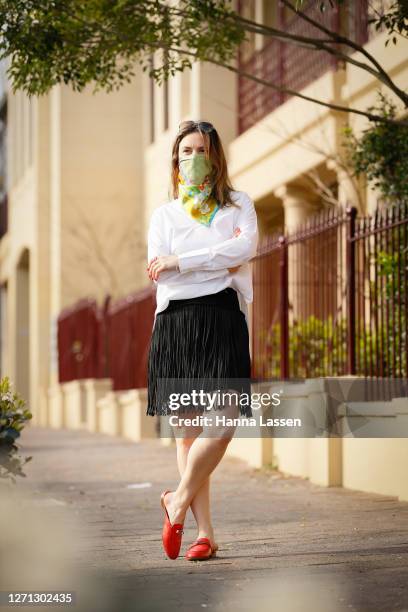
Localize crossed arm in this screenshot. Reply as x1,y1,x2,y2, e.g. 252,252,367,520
146,194,259,284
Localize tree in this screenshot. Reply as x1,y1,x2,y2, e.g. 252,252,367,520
63,197,145,303
343,91,408,203
0,0,407,125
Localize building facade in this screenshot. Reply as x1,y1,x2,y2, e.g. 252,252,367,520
0,1,407,498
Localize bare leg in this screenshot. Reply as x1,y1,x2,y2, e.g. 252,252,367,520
165,391,240,527
174,431,218,551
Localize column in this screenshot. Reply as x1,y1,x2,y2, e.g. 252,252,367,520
274,184,316,233
327,159,361,213
274,184,316,326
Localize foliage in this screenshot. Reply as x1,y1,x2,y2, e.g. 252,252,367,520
369,228,408,376
0,375,33,484
0,0,245,96
341,87,407,367
255,316,348,379
256,299,406,379
296,0,408,47
342,92,408,204
0,0,406,111
368,0,408,46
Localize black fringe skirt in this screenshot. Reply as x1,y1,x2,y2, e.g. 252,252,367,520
147,287,252,417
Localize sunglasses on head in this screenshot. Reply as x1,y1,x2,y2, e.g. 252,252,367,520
178,120,215,133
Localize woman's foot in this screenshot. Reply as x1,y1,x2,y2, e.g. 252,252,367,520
162,491,186,525
161,490,184,560
185,537,217,561
198,532,218,552
164,493,219,551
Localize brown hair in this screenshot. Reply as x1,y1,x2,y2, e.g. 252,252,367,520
169,120,240,209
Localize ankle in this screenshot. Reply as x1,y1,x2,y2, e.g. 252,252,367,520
170,492,188,515
166,496,186,524
198,528,215,541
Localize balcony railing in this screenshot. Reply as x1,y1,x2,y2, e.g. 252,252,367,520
238,1,375,134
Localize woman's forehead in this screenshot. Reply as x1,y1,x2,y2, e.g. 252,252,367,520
179,131,206,148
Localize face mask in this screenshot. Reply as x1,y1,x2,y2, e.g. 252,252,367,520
179,151,213,185
177,152,219,227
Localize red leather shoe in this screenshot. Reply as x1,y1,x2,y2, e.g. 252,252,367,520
185,537,217,561
160,490,184,560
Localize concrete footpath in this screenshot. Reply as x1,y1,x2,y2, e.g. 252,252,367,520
1,425,408,612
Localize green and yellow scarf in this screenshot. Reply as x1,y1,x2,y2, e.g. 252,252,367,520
178,153,220,227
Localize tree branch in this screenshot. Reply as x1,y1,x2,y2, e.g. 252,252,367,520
280,0,408,106
169,2,408,108
147,41,408,127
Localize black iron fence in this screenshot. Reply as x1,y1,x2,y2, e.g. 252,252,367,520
252,201,408,379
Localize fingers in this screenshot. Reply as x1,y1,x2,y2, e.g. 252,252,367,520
147,256,158,271
147,256,160,281
147,255,178,280
148,257,167,281
229,232,242,273
146,256,156,279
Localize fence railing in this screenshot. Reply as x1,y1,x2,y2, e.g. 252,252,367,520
58,200,407,387
57,287,156,390
58,297,105,383
237,1,374,134
107,287,156,391
252,201,408,380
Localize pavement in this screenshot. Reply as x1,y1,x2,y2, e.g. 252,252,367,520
0,425,408,612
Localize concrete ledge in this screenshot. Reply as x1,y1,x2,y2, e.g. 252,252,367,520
338,397,408,437
343,438,408,502
47,385,64,429
61,380,83,429
38,387,49,427
273,379,408,501
159,414,175,447
226,436,272,469
97,391,120,436
82,378,113,433
118,388,157,441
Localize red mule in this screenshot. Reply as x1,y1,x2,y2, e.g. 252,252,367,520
160,490,184,560
185,537,217,561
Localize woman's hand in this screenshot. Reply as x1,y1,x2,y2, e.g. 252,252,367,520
147,254,179,281
147,227,242,280
228,227,242,274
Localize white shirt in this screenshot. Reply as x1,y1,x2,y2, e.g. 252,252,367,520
147,190,259,329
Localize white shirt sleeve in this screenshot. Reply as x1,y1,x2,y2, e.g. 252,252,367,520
177,192,258,273
147,208,229,285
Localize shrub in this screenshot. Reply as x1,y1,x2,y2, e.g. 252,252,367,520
0,376,33,484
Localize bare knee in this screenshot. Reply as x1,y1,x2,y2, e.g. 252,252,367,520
172,417,203,443
174,426,202,447
205,431,235,446
179,436,197,449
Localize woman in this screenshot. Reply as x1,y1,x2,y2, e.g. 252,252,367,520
146,119,258,561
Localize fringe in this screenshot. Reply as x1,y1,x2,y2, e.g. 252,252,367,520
147,298,252,418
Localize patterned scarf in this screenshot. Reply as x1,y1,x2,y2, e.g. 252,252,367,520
178,171,220,227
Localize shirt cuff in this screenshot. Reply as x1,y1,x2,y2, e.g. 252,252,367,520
177,248,211,273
